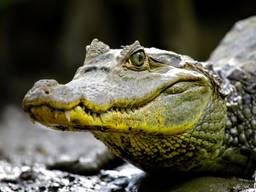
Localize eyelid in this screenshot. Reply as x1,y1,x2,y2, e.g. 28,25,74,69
119,41,144,63
130,47,145,55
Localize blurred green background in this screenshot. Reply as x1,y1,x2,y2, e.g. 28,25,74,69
0,0,256,110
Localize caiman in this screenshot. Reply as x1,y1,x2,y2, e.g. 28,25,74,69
23,17,256,177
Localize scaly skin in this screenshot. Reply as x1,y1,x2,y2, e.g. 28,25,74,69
207,16,256,177
23,17,256,177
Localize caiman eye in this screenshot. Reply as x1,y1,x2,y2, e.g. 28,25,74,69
129,50,145,66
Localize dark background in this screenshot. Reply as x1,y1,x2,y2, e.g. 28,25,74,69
0,0,256,110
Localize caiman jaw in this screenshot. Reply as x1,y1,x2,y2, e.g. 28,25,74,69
23,75,211,136
22,42,214,136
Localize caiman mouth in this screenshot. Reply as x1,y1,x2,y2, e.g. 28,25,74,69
25,78,209,135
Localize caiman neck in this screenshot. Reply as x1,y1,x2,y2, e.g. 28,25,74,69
92,92,227,173
223,77,256,149
212,68,256,177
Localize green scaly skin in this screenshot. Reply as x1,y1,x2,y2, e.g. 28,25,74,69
23,17,256,177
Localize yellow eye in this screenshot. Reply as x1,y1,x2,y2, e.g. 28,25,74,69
129,50,145,66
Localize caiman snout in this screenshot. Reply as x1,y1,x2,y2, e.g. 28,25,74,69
23,79,58,110
29,79,58,96
23,79,81,112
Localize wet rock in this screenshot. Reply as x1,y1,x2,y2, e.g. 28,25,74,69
0,160,104,192
0,106,117,174
167,177,253,192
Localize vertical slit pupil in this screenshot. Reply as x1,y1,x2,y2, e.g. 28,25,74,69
138,53,144,63
131,51,145,66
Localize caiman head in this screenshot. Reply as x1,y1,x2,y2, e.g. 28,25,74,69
23,39,227,173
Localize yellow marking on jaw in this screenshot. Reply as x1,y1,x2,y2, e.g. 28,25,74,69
31,101,203,136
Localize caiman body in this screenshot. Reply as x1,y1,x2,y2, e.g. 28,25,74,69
23,17,256,177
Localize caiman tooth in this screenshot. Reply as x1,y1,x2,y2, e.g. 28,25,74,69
120,108,126,114
92,112,97,120
54,111,58,119
98,113,104,123
125,108,130,114
65,111,71,122
126,108,132,114
110,108,115,114
112,107,118,113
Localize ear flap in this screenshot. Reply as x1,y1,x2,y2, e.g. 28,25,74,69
85,39,110,61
